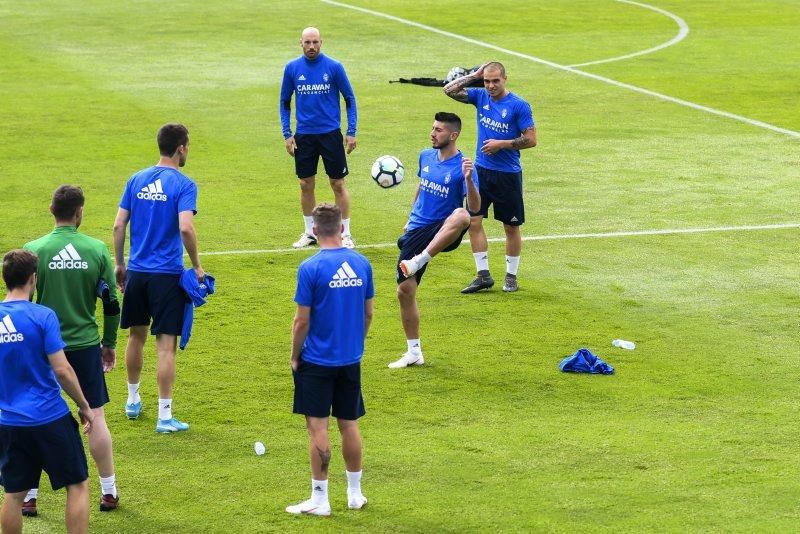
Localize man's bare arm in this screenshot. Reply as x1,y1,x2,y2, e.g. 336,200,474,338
443,64,485,103
511,126,537,150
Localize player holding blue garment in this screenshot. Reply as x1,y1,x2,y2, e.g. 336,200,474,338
112,123,205,433
0,249,94,534
445,62,537,293
280,27,358,249
389,112,481,369
287,203,373,517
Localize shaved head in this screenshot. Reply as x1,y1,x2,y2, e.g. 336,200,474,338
300,27,322,59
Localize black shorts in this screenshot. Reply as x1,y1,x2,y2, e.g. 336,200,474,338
475,165,525,225
66,345,109,409
0,414,88,493
292,360,365,420
120,271,186,336
294,130,349,179
396,221,466,284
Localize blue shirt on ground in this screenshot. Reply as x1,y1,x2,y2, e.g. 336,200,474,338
0,300,69,427
294,248,374,367
467,88,535,173
280,53,357,138
407,149,477,231
119,166,198,274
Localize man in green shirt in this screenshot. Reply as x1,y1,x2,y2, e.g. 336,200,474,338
23,185,121,513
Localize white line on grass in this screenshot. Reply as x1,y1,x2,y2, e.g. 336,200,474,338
567,0,690,68
199,223,800,257
319,0,800,139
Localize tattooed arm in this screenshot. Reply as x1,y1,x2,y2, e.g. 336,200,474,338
511,126,537,149
443,64,486,103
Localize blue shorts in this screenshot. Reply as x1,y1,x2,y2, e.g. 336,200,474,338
396,221,466,284
0,414,88,493
294,130,349,180
121,271,186,335
66,345,109,409
475,165,525,225
292,360,365,420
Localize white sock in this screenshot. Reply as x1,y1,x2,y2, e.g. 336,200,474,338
127,383,140,404
342,218,351,236
474,251,489,272
506,255,520,276
303,216,314,235
407,339,421,355
346,470,362,494
415,249,432,267
158,398,172,421
24,488,38,502
100,474,118,498
311,479,329,505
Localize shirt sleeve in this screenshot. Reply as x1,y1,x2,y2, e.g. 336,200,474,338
42,309,66,356
294,263,314,307
516,98,535,131
178,180,198,214
280,64,294,139
99,246,120,348
335,63,357,137
120,178,132,210
466,88,480,106
364,260,375,300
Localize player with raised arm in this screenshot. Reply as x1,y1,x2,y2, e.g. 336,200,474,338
280,27,359,249
113,123,204,433
23,185,121,513
388,112,480,369
287,203,373,516
444,62,537,293
0,249,94,534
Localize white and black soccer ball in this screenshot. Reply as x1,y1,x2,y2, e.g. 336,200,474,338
371,155,404,189
446,66,468,83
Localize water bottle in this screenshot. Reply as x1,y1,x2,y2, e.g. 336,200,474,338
612,339,635,350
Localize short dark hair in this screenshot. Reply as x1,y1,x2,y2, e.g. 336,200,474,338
435,111,462,133
312,202,342,238
484,61,506,76
3,249,38,290
157,123,189,157
51,185,85,221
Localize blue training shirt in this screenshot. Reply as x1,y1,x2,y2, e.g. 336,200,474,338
0,300,69,427
467,88,535,173
407,149,477,231
294,248,374,367
280,53,357,138
119,166,198,274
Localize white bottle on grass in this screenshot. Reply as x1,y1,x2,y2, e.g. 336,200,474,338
612,339,636,350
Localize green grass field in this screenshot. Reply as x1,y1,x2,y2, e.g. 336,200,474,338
1,0,799,531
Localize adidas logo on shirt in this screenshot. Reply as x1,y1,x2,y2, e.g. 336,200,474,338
49,243,88,270
137,179,168,201
0,315,24,343
328,261,363,288
422,166,430,173
298,74,306,81
483,104,490,110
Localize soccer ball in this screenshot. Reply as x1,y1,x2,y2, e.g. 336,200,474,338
371,155,404,189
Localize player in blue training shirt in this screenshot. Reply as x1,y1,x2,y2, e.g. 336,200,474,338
280,27,359,250
0,249,94,534
286,203,373,517
445,61,537,293
112,123,205,433
388,112,480,369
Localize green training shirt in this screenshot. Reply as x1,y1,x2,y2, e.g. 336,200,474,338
24,226,120,350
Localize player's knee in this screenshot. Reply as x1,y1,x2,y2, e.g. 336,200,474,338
329,178,346,193
396,281,415,300
452,208,470,228
299,177,316,192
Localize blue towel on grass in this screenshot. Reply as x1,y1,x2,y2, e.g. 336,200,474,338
179,270,216,350
559,348,614,375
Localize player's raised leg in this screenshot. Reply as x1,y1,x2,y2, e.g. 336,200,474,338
400,208,470,278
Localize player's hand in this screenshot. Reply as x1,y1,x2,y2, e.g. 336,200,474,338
101,347,116,373
115,264,127,292
78,406,94,434
290,357,299,372
194,266,205,283
481,138,505,155
345,135,357,154
403,221,408,233
473,63,487,78
462,157,474,180
285,136,297,157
